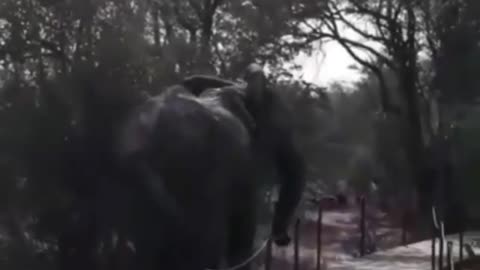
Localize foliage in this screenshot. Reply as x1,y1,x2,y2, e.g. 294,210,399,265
0,0,331,266
1,0,480,266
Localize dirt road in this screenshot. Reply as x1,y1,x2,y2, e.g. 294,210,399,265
254,205,404,270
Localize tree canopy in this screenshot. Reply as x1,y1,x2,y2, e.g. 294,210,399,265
1,0,480,267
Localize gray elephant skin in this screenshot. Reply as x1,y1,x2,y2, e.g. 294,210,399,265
113,65,306,270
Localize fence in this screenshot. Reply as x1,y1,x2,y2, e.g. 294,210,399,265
430,206,473,270
255,196,384,270
245,198,477,270
261,200,325,270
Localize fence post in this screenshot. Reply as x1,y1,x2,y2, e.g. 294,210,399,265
401,211,408,245
439,222,445,270
447,241,453,270
293,218,300,270
316,204,323,270
432,224,437,270
432,206,438,270
458,219,465,270
265,238,272,270
359,196,366,257
459,228,464,263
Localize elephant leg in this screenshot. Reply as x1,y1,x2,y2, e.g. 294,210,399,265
58,207,98,270
134,224,178,270
226,194,256,270
208,227,229,270
130,195,163,270
191,200,228,270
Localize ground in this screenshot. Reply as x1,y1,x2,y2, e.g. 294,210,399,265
251,200,480,270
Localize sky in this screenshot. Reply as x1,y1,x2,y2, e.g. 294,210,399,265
290,20,382,88
292,40,364,87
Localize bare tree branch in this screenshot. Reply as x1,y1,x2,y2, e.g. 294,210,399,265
418,0,438,58
327,2,388,44
323,6,400,114
349,0,393,22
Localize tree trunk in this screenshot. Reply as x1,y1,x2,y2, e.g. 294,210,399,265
400,4,431,222
194,0,223,73
152,3,160,47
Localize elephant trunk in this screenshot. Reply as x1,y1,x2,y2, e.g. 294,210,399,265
271,142,306,245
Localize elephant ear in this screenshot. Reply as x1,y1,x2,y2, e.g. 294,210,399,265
115,98,160,160
243,63,267,106
182,75,237,95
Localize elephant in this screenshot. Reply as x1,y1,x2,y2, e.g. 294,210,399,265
183,64,306,246
113,64,306,270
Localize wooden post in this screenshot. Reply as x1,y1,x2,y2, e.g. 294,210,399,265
432,224,437,270
447,241,453,270
265,238,272,270
293,218,300,270
439,222,445,270
359,196,366,257
401,211,408,245
316,204,323,270
432,206,439,270
459,229,464,262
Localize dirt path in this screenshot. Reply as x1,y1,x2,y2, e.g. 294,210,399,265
333,231,480,270
254,205,404,270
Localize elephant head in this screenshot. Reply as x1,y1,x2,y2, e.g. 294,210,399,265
243,64,306,246
243,63,267,109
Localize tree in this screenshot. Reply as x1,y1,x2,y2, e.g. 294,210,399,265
282,0,480,222
0,0,333,266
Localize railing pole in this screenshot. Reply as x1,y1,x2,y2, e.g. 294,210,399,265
447,241,453,270
432,223,436,270
432,206,439,270
265,238,272,270
359,196,366,257
293,218,300,270
316,204,323,270
439,222,445,270
459,222,464,270
459,229,464,262
402,211,408,245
